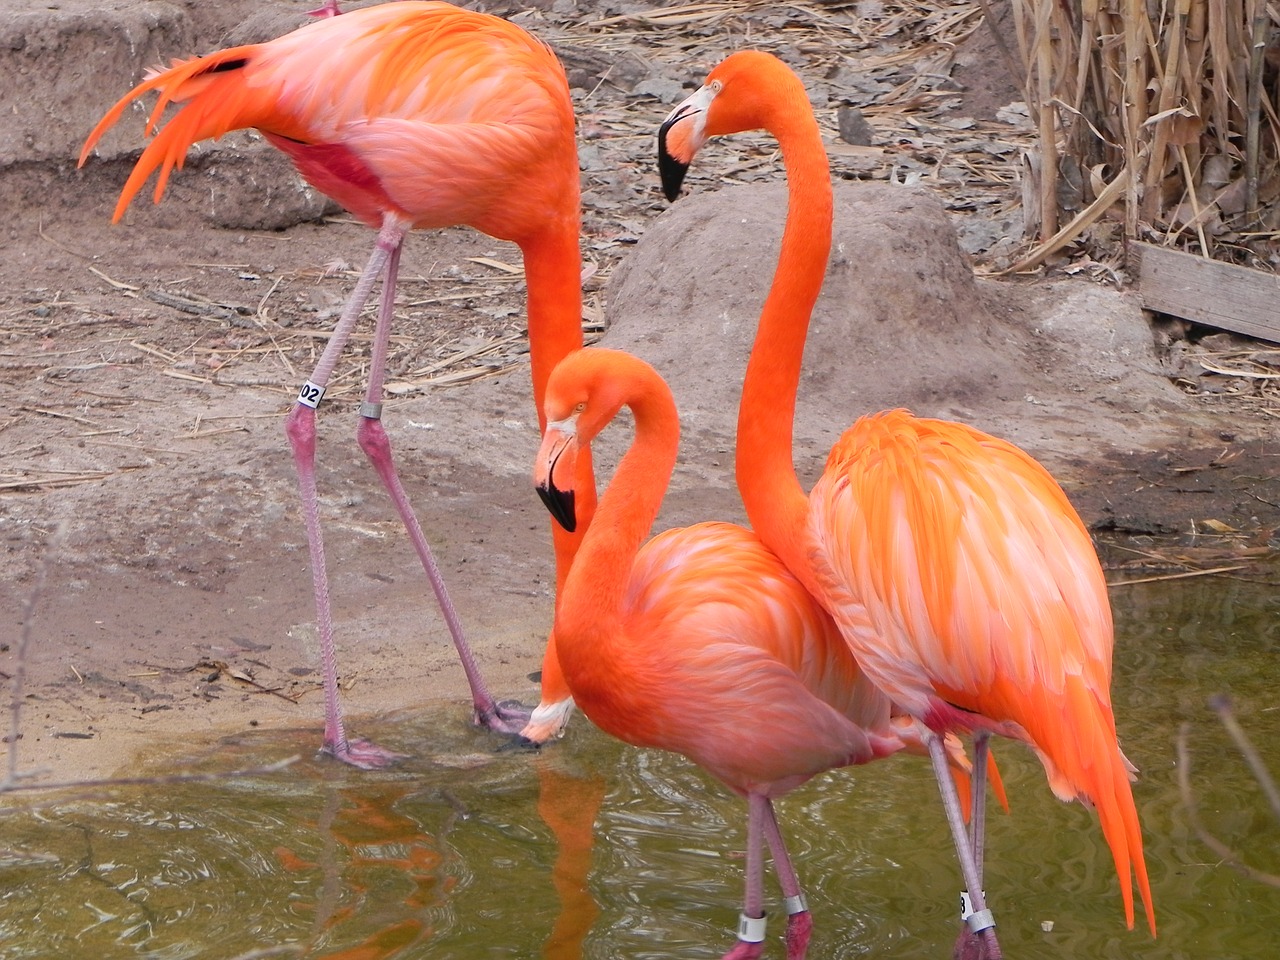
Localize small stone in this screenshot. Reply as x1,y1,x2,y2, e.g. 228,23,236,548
837,105,874,145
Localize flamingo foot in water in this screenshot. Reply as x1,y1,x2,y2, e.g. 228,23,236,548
785,910,813,960
953,926,984,960
322,737,408,770
952,925,1000,960
476,699,539,740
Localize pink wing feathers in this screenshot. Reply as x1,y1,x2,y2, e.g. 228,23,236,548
807,408,1151,931
580,520,899,793
79,2,575,239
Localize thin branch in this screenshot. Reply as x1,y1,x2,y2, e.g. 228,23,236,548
1177,701,1280,889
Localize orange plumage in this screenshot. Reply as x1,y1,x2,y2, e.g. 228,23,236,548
81,3,577,241
659,50,1154,947
535,347,981,959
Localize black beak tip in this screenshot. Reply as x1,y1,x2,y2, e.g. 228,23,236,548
536,483,576,533
657,120,689,202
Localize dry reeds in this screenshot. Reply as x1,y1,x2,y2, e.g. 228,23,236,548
1003,0,1280,270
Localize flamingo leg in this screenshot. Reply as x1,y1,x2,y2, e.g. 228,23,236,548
762,799,812,960
355,240,531,737
926,730,1002,960
307,1,342,17
969,732,990,883
953,731,992,960
285,216,408,768
722,793,769,960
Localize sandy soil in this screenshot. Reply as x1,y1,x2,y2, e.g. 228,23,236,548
2,0,1276,789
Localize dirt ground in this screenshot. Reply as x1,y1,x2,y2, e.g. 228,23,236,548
2,0,1277,789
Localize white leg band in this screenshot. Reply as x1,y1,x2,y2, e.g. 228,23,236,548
965,908,996,933
783,894,808,915
295,380,325,409
737,913,767,943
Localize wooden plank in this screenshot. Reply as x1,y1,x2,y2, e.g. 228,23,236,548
1132,241,1280,344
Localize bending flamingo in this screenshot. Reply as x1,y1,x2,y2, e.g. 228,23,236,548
80,1,593,765
658,52,1156,954
534,346,987,960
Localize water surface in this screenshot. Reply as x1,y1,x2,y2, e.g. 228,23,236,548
2,563,1277,959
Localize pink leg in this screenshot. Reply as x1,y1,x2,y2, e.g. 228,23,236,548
953,733,992,960
762,801,812,960
307,0,342,17
722,793,768,960
356,242,530,736
926,731,1002,960
285,217,409,769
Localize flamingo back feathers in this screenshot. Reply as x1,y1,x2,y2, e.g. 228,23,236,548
807,409,1153,934
79,2,576,235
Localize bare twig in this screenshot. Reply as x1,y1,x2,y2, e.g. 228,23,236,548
1177,698,1280,888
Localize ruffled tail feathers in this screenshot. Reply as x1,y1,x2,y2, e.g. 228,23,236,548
79,50,259,222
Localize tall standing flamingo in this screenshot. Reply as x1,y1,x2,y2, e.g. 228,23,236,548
533,346,992,960
657,51,1156,954
79,1,593,766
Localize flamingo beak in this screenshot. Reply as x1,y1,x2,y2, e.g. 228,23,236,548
534,422,578,533
658,84,714,201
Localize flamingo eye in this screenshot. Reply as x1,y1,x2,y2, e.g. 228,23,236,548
574,402,586,414
710,79,723,94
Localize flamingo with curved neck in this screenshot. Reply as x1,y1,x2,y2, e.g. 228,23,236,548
658,51,1155,954
534,346,962,960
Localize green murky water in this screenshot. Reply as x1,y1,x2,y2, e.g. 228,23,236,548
3,562,1278,959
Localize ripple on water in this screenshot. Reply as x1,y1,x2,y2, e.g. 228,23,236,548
3,564,1279,959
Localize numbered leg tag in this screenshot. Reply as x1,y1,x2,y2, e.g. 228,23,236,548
959,890,985,920
296,380,326,409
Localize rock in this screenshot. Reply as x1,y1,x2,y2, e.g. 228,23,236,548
602,180,1190,475
837,105,875,145
0,1,192,166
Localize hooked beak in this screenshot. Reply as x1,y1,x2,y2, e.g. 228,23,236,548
658,84,715,201
534,423,578,533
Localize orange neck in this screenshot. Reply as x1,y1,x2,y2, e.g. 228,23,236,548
520,218,596,706
735,100,834,573
521,219,585,430
555,365,679,694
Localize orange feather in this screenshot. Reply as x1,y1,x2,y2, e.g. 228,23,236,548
660,50,1153,941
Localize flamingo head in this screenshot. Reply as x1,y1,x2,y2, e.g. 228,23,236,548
658,50,807,201
535,349,670,532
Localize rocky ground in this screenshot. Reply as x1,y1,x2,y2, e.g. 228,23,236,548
1,0,1276,788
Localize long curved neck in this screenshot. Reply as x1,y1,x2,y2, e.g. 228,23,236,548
522,216,597,568
521,218,585,427
736,105,833,572
555,375,679,684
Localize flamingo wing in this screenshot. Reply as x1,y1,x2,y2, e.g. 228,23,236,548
567,521,896,793
806,411,1114,737
807,410,1152,932
81,2,575,237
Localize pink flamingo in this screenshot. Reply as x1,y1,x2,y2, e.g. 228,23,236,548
658,51,1155,955
534,346,986,959
80,1,594,765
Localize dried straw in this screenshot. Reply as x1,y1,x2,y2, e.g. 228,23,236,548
1009,0,1280,267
